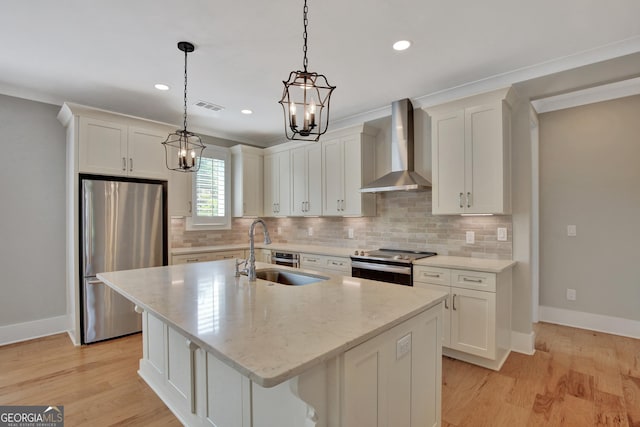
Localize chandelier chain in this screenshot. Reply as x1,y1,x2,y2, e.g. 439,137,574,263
183,47,188,131
302,0,308,71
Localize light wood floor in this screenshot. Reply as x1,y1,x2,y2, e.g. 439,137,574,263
1,322,638,426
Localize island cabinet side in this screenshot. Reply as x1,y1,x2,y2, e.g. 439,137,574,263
138,303,442,427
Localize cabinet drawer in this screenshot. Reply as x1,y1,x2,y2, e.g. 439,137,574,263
451,269,496,292
324,257,351,273
413,266,451,286
213,250,244,260
172,252,219,265
301,253,351,274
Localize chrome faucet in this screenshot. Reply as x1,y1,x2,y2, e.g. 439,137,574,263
247,218,272,281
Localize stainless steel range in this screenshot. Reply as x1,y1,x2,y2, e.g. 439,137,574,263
351,249,437,286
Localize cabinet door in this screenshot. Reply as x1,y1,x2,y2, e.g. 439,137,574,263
341,135,363,216
322,138,343,216
212,250,244,261
242,154,263,216
290,147,307,215
306,144,322,215
167,326,196,413
263,154,277,216
431,111,465,214
78,117,128,176
414,282,451,347
128,126,169,180
465,104,504,214
450,287,496,359
277,151,291,216
169,170,192,217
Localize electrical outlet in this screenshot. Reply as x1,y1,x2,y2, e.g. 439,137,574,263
497,228,507,241
348,228,354,239
396,333,412,360
567,225,577,237
466,231,475,244
307,227,313,237
277,227,282,235
566,288,577,301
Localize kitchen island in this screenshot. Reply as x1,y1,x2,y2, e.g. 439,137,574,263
98,260,447,427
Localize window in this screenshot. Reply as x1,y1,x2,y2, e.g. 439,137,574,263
186,145,231,230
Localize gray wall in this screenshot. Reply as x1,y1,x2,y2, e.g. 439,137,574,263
0,94,66,326
539,95,640,321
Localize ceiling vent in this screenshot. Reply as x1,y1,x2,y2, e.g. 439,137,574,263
193,100,225,112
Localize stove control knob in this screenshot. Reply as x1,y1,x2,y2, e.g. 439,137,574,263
354,250,358,255
393,255,402,260
360,251,365,256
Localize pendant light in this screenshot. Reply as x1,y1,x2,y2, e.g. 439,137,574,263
162,41,206,172
279,0,336,141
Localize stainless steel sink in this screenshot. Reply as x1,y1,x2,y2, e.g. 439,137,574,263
255,269,329,286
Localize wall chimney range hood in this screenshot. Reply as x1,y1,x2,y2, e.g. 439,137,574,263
360,99,431,193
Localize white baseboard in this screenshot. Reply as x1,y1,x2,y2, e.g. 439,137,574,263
511,330,536,355
0,315,70,346
539,305,640,339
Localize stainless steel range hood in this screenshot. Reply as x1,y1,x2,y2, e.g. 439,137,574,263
360,99,431,193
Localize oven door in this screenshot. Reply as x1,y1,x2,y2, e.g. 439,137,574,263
351,260,412,286
272,251,300,268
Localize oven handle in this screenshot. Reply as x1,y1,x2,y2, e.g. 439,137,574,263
351,261,411,275
273,257,297,263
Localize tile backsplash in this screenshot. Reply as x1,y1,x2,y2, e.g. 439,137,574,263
171,191,512,259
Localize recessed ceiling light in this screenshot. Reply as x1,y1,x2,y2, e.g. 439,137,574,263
393,40,411,51
241,109,253,115
154,83,170,91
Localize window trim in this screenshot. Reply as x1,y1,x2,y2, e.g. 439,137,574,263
186,145,231,231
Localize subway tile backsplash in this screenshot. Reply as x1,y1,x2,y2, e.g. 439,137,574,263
171,191,512,260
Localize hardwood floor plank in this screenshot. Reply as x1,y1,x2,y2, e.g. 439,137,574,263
1,322,639,426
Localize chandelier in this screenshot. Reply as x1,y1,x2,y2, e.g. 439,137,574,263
279,0,336,141
162,41,206,172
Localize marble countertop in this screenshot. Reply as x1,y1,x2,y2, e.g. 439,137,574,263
98,260,447,388
414,256,516,273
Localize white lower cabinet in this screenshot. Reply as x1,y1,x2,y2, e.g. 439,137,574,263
413,265,511,370
300,253,351,276
139,304,442,426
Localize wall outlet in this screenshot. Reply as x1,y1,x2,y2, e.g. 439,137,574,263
277,226,282,235
497,228,507,241
348,228,354,239
566,288,577,301
567,225,577,237
396,333,412,360
466,231,475,244
307,227,313,237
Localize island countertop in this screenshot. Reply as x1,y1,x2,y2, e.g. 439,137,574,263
98,260,447,388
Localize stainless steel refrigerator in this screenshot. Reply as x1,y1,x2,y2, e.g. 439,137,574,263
81,176,166,344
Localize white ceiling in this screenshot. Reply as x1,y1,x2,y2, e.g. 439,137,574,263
1,0,639,146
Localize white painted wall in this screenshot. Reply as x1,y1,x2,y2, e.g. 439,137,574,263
538,95,640,321
0,95,66,328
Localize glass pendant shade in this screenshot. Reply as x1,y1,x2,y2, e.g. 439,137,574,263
162,41,205,172
163,129,205,171
279,70,335,141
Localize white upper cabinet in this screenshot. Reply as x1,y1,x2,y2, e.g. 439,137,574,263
231,145,263,217
78,116,168,180
321,127,376,216
290,144,322,216
263,150,291,216
168,170,192,217
426,87,514,215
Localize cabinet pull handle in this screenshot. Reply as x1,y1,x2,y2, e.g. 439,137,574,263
452,294,457,310
463,277,483,283
459,192,464,208
337,199,340,211
467,192,471,208
444,298,449,310
273,203,276,213
129,158,133,172
186,339,199,414
341,199,345,211
424,273,440,278
185,258,199,263
188,201,192,214
277,203,280,212
122,157,127,171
